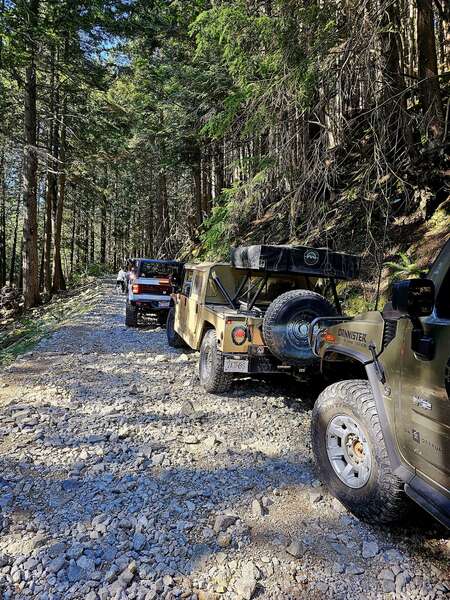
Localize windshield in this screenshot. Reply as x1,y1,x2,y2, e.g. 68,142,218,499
138,262,179,279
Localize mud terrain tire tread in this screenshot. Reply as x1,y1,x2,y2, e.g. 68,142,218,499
125,301,138,327
199,329,233,394
311,379,408,524
166,308,186,348
262,289,336,365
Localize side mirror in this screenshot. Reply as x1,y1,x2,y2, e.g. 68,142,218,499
392,278,435,318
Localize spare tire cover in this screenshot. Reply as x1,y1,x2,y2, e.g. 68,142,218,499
262,290,336,365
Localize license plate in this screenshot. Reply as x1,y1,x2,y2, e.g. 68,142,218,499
159,301,170,307
224,358,249,373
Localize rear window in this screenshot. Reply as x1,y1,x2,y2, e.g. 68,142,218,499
139,262,178,279
238,275,300,303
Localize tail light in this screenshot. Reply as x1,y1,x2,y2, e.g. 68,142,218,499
159,278,170,285
132,284,141,294
232,326,247,346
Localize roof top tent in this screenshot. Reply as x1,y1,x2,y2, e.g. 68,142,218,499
231,245,361,280
229,245,361,314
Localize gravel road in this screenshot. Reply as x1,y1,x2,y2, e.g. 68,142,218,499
0,282,449,599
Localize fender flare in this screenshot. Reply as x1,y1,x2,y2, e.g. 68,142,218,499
323,345,413,484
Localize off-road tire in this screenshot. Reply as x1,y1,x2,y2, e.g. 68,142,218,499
125,301,138,327
262,290,336,366
199,329,233,394
166,308,186,348
157,310,169,327
311,380,408,524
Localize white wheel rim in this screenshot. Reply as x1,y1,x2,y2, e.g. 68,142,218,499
326,414,372,489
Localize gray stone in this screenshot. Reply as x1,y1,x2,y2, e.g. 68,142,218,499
67,562,83,583
217,532,232,548
309,491,323,503
22,558,37,571
119,566,135,586
346,564,365,576
62,479,80,492
286,540,305,558
0,555,9,568
213,514,238,533
47,555,66,574
382,579,396,593
252,498,267,517
235,562,259,600
133,532,146,552
77,555,95,572
379,568,395,582
181,400,195,416
396,572,411,592
362,541,379,559
47,542,66,558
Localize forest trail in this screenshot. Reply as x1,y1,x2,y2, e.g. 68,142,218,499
0,281,448,600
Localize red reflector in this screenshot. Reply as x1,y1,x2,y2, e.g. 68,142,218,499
232,326,247,346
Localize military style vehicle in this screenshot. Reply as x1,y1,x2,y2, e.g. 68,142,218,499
166,245,360,393
125,259,183,327
309,238,450,527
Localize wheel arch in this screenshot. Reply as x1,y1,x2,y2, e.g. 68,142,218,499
322,345,412,484
195,320,215,350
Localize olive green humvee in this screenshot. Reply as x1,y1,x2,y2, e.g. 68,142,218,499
309,238,450,527
166,245,360,393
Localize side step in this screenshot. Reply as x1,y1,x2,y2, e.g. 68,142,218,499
405,476,450,529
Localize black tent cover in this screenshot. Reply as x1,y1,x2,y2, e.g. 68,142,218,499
231,245,361,280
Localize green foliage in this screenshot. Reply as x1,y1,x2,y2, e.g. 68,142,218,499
199,202,232,260
0,286,102,365
384,252,423,281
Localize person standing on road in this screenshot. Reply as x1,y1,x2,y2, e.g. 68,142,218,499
116,267,127,293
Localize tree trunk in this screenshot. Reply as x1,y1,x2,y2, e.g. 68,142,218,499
22,0,40,308
417,0,444,137
9,189,21,285
380,1,414,153
100,198,107,265
0,147,6,286
52,99,66,292
158,170,170,242
70,198,76,279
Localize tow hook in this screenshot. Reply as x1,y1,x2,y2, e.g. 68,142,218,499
369,342,386,384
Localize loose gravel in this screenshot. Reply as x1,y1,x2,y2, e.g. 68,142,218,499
0,282,449,599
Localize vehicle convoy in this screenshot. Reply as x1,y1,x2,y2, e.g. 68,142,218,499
166,245,360,392
125,259,183,327
310,238,450,527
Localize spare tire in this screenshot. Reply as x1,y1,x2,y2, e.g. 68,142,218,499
262,290,336,365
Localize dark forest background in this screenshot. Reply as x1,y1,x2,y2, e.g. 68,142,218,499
0,0,449,309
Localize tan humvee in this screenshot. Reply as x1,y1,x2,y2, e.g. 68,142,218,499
166,245,360,393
